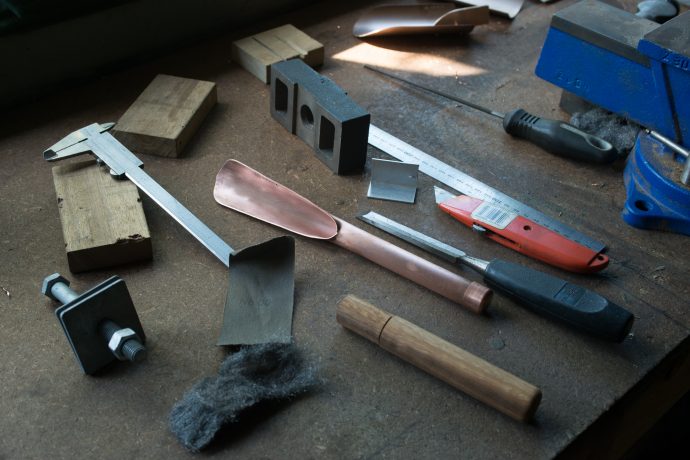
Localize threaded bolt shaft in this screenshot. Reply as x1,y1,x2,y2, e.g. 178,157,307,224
99,319,147,362
121,339,147,362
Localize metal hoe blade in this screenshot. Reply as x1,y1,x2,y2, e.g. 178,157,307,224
220,236,295,346
451,0,524,19
353,4,489,37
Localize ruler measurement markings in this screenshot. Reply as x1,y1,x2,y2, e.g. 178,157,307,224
368,124,605,252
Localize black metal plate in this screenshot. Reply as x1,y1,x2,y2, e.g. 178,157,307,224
56,276,145,375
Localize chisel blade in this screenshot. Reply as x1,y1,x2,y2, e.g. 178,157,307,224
358,211,465,264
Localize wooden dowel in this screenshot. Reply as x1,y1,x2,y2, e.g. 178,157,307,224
336,295,541,422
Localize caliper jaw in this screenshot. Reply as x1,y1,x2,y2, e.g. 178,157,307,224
42,122,144,179
43,122,116,162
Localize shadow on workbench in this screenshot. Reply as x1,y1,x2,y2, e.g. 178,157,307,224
624,392,690,460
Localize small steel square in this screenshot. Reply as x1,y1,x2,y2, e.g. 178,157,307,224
367,158,419,204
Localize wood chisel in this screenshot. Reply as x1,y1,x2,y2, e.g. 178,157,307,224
358,211,633,342
367,124,610,274
365,65,618,163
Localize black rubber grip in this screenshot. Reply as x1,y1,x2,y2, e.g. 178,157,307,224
484,259,634,342
502,109,618,164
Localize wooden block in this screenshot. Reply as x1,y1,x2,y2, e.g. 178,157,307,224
112,74,217,158
231,24,324,83
52,160,152,273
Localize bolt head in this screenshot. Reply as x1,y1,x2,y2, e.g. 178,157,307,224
41,273,69,301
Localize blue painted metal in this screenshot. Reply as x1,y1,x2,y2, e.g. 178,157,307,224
535,0,690,235
536,27,675,139
535,0,689,145
623,132,690,235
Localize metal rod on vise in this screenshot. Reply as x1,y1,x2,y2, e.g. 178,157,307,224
647,129,690,185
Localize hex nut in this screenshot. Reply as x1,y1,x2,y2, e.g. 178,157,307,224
107,328,140,361
41,273,70,301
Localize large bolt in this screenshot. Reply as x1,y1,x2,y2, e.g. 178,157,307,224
41,273,146,363
42,273,77,304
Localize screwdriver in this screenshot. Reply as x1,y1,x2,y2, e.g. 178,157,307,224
359,211,634,342
364,65,618,164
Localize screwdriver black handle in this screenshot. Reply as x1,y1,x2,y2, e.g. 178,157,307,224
503,109,618,164
483,259,634,342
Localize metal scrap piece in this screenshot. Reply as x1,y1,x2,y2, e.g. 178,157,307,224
451,0,524,19
367,159,419,204
353,4,488,38
218,236,295,346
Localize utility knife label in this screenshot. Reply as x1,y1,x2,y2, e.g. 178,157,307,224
471,202,517,230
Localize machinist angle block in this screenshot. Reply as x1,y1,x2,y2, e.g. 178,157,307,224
270,59,370,174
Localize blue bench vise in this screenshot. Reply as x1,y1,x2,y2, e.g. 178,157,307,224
534,0,690,235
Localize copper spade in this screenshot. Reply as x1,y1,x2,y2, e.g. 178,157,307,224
353,4,489,38
214,160,491,313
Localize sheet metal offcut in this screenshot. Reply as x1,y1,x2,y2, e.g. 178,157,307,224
353,4,488,38
451,0,524,19
367,158,419,204
219,236,295,346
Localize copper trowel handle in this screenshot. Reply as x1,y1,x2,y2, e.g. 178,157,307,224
332,217,491,314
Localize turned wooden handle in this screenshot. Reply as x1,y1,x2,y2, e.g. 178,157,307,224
332,217,491,314
336,295,542,422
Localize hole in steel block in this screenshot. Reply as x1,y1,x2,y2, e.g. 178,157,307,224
319,116,335,156
300,105,314,126
275,79,288,113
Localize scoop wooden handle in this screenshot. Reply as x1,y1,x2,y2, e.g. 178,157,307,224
332,217,491,314
336,295,542,422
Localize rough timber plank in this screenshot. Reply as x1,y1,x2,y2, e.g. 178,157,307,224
52,160,152,272
112,74,217,158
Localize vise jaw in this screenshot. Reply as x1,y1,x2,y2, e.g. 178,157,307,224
535,0,690,145
535,0,690,236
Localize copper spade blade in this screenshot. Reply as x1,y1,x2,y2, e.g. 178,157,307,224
353,4,489,38
214,159,337,239
213,159,491,314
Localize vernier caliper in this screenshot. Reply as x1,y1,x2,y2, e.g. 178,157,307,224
43,123,233,266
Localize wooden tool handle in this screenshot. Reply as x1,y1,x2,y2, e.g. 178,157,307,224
332,217,491,314
336,295,542,422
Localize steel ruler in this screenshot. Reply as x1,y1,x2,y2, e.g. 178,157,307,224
367,124,606,253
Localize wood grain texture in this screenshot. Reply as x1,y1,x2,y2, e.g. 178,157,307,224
231,24,324,83
336,295,542,422
112,74,217,158
52,160,152,273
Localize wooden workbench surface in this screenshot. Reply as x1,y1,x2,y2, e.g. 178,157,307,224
1,1,688,458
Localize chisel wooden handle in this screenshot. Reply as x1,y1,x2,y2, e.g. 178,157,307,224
336,295,542,422
332,218,491,314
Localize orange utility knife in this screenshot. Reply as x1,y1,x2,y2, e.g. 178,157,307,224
434,187,609,273
367,124,609,275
